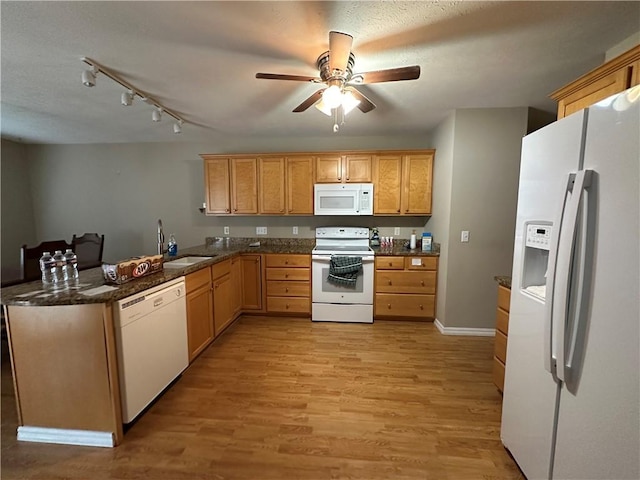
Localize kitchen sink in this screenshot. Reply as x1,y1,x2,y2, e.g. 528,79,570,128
163,256,214,268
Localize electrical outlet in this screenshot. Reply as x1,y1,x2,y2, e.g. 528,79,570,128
394,227,400,236
293,226,298,235
224,226,229,235
461,230,470,243
256,226,267,235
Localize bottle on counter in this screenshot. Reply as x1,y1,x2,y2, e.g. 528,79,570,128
370,227,380,247
51,250,66,283
410,230,417,250
168,234,178,257
63,248,79,281
39,251,55,285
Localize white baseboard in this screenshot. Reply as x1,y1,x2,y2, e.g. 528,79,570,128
434,318,496,337
17,426,115,448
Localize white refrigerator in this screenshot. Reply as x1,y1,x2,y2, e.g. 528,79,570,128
501,86,640,480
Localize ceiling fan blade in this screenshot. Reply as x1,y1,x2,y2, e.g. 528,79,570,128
329,31,353,72
347,87,376,113
350,65,421,84
293,89,325,113
256,73,319,82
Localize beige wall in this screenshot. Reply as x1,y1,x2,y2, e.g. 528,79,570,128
439,108,529,330
1,139,36,282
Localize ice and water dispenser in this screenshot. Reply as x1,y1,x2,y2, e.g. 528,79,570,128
521,223,552,300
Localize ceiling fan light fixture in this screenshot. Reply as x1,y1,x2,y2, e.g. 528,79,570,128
314,99,333,116
342,90,361,115
322,84,343,109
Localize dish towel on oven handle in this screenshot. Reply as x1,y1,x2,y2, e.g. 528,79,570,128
328,255,362,287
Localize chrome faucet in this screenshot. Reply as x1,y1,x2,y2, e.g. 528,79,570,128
157,219,165,255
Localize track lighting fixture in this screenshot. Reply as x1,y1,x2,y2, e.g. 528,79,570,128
81,67,98,87
121,90,134,106
80,57,187,135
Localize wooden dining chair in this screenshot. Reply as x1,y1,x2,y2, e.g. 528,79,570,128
20,240,73,282
72,233,104,270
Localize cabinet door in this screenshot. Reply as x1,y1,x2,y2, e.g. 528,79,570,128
558,68,630,119
344,154,372,182
315,155,343,183
286,156,314,214
373,155,402,214
204,158,231,214
258,157,286,214
402,153,433,215
230,256,242,317
632,60,640,87
213,273,234,336
231,158,258,214
241,254,263,310
186,285,214,361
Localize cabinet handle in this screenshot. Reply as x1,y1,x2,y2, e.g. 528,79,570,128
285,260,288,265
388,262,392,267
285,274,289,278
285,287,289,293
286,304,290,309
337,176,341,181
214,283,219,289
234,208,238,212
346,177,350,181
388,280,392,285
387,304,391,309
421,280,425,286
419,305,423,310
225,209,230,213
397,209,400,213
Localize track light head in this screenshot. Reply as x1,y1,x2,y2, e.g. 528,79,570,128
152,108,162,122
121,90,134,106
81,67,97,87
173,120,183,134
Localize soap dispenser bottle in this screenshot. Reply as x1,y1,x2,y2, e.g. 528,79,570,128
168,234,178,257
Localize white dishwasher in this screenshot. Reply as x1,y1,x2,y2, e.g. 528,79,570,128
114,277,188,423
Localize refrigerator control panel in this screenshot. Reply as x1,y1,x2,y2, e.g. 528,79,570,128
525,223,551,250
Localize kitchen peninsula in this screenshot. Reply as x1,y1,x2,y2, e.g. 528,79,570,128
1,237,439,448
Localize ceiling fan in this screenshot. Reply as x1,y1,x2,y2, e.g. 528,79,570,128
255,31,420,127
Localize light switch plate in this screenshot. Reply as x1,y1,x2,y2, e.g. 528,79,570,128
256,226,267,235
293,226,298,235
394,227,400,235
224,226,229,235
461,230,470,243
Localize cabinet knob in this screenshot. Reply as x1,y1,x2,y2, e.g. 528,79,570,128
388,280,392,285
225,209,230,213
421,280,425,286
285,287,289,293
234,208,238,212
286,304,290,309
405,209,409,212
388,262,392,267
346,177,350,181
419,305,423,309
285,274,289,278
397,209,400,213
285,260,288,265
387,304,391,309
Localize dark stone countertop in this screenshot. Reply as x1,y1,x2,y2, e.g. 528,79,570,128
372,241,440,257
0,238,316,307
495,276,512,289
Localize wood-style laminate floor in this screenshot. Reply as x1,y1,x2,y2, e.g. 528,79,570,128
1,316,524,480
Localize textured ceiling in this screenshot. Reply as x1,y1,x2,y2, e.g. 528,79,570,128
1,1,639,144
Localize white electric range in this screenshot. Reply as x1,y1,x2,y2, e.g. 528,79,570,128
311,227,375,323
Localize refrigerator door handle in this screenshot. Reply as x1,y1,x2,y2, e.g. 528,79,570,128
544,174,573,378
552,170,592,383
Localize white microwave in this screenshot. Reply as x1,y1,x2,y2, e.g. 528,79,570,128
314,183,373,216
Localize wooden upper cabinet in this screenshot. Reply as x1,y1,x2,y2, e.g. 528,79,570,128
551,44,640,119
230,157,258,214
203,157,231,214
344,154,372,182
258,157,286,214
315,154,372,183
372,151,434,215
315,154,343,182
373,154,402,214
286,155,314,214
403,153,433,215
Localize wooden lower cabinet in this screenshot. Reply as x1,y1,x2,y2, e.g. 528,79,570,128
230,256,242,317
265,254,311,315
241,254,263,310
212,260,234,336
185,268,214,362
493,284,511,392
374,256,438,320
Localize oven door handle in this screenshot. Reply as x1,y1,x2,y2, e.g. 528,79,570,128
312,255,375,262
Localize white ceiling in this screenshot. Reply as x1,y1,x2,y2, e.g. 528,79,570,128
2,1,639,145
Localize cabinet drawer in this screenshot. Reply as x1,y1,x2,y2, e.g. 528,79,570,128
493,356,505,393
496,307,509,335
375,256,404,270
497,285,511,313
267,281,310,297
185,267,211,292
494,330,508,364
375,293,435,318
376,271,436,294
404,256,437,271
266,254,310,268
267,296,310,314
212,259,231,280
266,268,310,281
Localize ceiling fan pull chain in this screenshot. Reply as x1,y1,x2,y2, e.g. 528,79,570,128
333,109,339,133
